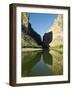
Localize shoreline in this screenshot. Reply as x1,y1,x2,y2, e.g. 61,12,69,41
22,48,43,52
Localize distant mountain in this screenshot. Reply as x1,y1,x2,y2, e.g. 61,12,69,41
21,12,42,48
43,15,63,51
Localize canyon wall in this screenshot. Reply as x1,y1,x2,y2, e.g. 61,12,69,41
21,12,42,48
43,15,63,50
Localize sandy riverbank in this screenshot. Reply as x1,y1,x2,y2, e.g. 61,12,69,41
22,48,43,52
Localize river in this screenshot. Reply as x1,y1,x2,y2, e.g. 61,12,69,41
21,49,63,77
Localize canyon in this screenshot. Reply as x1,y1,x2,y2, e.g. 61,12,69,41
21,12,63,51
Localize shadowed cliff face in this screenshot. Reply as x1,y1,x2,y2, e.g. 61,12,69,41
28,23,42,45
43,31,53,48
21,12,42,48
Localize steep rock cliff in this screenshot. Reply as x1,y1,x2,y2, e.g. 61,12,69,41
49,15,63,47
43,15,63,50
21,12,42,48
21,32,41,48
43,31,52,48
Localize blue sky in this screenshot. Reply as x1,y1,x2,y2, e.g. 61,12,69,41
29,13,57,39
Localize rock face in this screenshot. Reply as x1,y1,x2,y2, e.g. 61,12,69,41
43,15,63,49
21,32,41,48
28,23,42,45
21,12,29,34
21,12,29,28
43,31,52,48
21,12,42,48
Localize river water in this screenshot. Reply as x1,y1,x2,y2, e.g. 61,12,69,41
21,50,63,77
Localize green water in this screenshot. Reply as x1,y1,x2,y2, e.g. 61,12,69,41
21,50,63,77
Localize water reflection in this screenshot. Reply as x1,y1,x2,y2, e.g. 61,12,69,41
48,50,63,75
22,51,41,77
43,50,53,65
21,50,63,77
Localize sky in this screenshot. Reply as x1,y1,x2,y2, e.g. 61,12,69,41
29,13,57,39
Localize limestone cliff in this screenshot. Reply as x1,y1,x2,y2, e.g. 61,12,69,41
21,12,42,48
21,12,29,29
48,15,63,48
21,32,41,48
43,31,52,48
43,15,63,50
